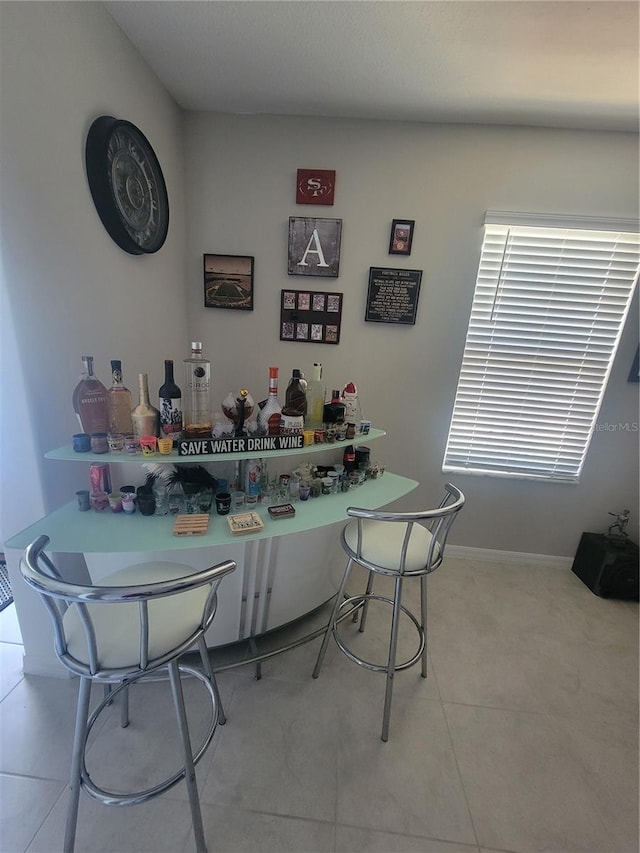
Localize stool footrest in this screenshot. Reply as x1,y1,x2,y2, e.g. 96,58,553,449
333,594,425,673
80,664,219,807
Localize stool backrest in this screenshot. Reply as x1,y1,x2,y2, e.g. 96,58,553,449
346,483,465,575
21,535,236,677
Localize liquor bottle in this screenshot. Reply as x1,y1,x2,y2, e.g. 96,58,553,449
131,373,159,438
257,366,283,436
107,359,133,435
323,389,346,426
72,355,109,434
158,359,183,443
305,363,326,430
183,342,212,439
284,369,307,417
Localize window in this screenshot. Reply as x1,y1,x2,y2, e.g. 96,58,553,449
443,212,639,482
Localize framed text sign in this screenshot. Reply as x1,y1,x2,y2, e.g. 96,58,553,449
365,267,422,325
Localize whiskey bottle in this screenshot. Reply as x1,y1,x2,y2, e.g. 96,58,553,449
257,366,283,436
72,355,109,435
107,359,133,435
131,373,159,438
284,369,307,418
183,342,212,439
305,363,326,430
323,390,346,426
158,359,183,443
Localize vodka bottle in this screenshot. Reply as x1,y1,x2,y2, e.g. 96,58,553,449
158,359,183,443
257,366,282,436
305,363,326,430
131,373,159,438
183,342,212,439
107,359,133,435
72,355,109,434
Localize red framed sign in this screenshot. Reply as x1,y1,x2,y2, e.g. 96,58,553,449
296,169,336,205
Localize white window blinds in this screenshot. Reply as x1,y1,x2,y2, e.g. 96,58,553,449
443,213,639,482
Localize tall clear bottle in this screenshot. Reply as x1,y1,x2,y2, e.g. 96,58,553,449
183,342,212,439
257,366,283,436
158,359,183,443
72,355,109,434
107,359,133,435
305,362,326,430
131,373,160,438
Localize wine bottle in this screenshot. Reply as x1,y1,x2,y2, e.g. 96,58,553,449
257,366,283,436
183,342,212,439
305,363,326,430
72,355,109,434
158,359,183,443
131,373,159,438
107,359,133,435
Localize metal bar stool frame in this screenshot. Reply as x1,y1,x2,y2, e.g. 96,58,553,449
20,535,236,853
313,483,465,741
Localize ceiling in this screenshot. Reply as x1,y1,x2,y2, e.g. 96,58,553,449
104,1,639,132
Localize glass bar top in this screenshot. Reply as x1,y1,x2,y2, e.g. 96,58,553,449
5,472,418,554
45,428,387,465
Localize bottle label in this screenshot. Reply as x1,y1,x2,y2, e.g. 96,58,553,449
160,397,183,438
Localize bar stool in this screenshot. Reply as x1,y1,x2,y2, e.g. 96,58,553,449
20,534,236,853
313,483,465,741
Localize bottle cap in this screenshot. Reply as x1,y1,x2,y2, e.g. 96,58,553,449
293,369,302,377
191,341,202,350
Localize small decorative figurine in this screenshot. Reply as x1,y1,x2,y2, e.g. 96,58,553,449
607,509,630,539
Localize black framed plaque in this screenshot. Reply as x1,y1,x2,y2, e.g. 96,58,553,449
280,289,342,343
365,267,422,325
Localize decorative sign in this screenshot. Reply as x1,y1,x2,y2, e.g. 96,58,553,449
178,435,304,456
203,254,254,310
288,217,342,277
296,169,336,205
365,267,422,325
280,289,342,344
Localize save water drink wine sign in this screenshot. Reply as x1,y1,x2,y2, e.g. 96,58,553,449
178,435,304,456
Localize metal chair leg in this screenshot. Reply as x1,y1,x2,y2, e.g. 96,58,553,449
197,637,226,725
420,575,428,678
313,558,354,678
120,682,130,728
168,659,207,853
358,570,375,634
64,676,92,853
381,576,404,742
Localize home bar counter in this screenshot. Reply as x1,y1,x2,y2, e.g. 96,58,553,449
6,429,419,671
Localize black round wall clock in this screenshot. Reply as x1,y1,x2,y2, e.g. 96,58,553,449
85,116,169,255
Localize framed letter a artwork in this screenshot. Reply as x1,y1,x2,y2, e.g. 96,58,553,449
288,217,342,277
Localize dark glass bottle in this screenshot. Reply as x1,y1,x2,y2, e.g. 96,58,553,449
343,444,356,473
323,389,346,425
284,369,307,417
159,359,183,443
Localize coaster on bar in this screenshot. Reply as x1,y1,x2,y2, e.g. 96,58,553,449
173,514,210,536
227,512,264,535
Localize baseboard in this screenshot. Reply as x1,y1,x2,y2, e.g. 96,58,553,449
446,545,573,569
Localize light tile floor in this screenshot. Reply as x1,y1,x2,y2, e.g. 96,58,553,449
0,557,638,853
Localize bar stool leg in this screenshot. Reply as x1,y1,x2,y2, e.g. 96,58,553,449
313,558,354,679
197,637,226,725
420,575,428,678
168,659,207,853
358,570,375,633
120,682,130,728
381,576,404,742
64,676,92,853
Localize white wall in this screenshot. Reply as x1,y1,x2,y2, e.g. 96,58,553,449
0,1,187,666
183,114,639,555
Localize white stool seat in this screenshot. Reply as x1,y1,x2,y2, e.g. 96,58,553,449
343,520,439,574
64,562,209,670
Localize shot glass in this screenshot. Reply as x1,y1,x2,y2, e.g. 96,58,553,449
157,437,173,455
76,489,91,511
215,492,231,515
140,436,157,457
107,433,124,454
